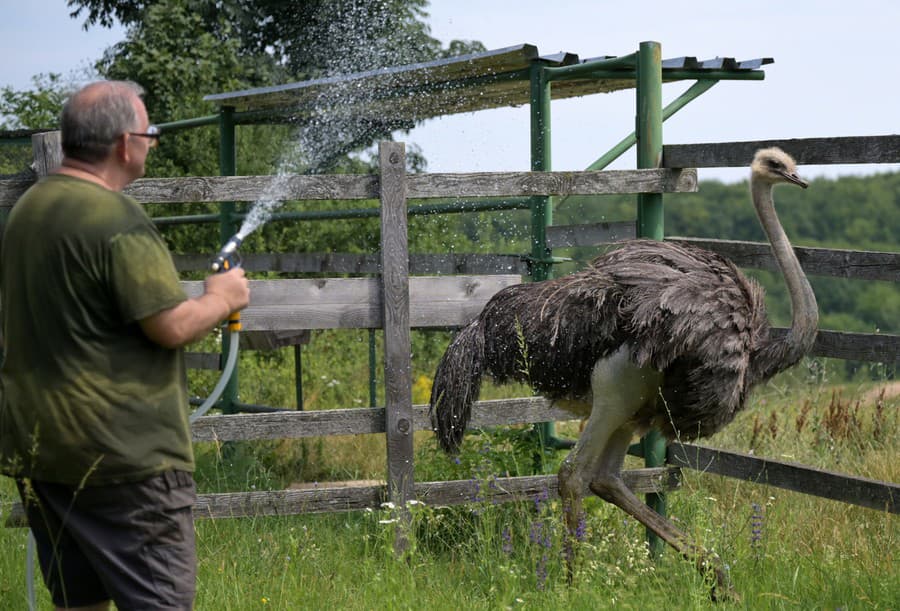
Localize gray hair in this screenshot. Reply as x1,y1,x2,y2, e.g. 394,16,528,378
61,81,146,163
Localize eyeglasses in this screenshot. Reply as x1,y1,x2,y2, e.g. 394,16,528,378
128,125,160,148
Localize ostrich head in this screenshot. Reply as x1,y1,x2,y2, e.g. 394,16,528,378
750,147,808,188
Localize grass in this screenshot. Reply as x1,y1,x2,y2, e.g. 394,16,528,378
1,362,897,609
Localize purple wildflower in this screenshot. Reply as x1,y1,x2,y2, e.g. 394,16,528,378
535,552,549,590
501,527,513,555
750,502,764,558
533,486,550,512
575,513,587,542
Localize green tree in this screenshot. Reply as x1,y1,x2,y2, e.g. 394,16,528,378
0,74,71,175
0,74,68,131
69,0,482,74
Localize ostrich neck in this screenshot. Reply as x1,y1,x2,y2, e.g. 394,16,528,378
752,180,819,377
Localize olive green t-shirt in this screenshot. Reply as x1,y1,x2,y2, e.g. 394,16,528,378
0,175,192,486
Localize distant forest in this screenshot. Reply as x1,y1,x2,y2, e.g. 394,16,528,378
456,170,898,341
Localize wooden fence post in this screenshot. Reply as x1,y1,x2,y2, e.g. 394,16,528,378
378,141,414,553
31,131,63,177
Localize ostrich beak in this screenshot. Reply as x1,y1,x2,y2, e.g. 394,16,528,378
780,170,808,189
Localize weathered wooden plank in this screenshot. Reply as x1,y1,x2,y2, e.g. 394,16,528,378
668,443,898,514
31,132,62,177
129,168,698,201
181,275,521,330
1,168,698,208
546,221,636,248
185,352,221,370
173,252,529,275
800,329,900,363
0,175,33,207
663,135,900,168
189,397,569,442
406,168,698,198
669,238,899,282
126,174,379,203
238,329,311,350
415,468,682,507
0,133,60,212
3,468,681,526
547,230,899,282
185,331,311,366
379,141,415,522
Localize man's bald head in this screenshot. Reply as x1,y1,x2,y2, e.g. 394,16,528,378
61,81,146,163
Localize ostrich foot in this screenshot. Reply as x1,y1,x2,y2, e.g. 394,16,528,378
589,476,740,603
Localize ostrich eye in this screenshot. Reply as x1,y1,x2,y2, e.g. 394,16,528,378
766,158,784,171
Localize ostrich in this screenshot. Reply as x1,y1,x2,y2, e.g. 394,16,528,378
428,148,816,598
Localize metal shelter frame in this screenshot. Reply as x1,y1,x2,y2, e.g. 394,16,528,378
157,41,773,550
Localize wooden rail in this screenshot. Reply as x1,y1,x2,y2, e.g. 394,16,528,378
669,443,898,514
548,223,900,283
0,167,698,208
3,467,682,526
190,397,573,441
181,275,521,332
669,238,900,282
663,135,900,168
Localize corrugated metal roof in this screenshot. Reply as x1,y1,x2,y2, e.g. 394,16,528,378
204,44,771,124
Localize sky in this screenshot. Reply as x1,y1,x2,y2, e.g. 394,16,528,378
2,0,898,182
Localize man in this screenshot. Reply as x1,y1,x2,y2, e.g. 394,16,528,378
0,80,250,610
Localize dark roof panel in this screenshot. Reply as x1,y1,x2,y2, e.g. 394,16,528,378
204,44,770,124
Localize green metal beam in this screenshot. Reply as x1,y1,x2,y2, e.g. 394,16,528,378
543,53,639,80
582,79,718,174
156,114,219,131
152,197,533,227
636,41,667,557
554,79,719,211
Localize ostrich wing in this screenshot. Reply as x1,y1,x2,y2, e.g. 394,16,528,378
606,240,770,436
476,240,769,437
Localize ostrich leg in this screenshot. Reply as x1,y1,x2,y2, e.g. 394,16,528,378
588,427,739,602
557,347,662,584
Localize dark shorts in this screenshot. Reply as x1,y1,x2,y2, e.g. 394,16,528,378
16,470,197,610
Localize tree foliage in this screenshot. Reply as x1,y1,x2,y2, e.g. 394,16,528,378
68,0,482,76
0,74,69,131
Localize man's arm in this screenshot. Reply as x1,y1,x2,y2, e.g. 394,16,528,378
139,267,250,349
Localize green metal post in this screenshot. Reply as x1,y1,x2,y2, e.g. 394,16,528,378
529,61,552,279
528,61,572,455
530,61,552,455
636,41,667,556
218,106,240,414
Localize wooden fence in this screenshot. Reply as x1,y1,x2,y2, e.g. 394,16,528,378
2,135,898,529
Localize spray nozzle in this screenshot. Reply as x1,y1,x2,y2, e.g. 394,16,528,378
210,234,243,272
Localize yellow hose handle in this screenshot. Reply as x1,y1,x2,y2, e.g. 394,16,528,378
220,259,243,332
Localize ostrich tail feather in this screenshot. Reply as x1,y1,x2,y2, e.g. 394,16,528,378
429,320,485,454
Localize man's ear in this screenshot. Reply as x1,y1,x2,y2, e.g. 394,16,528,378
115,134,130,163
